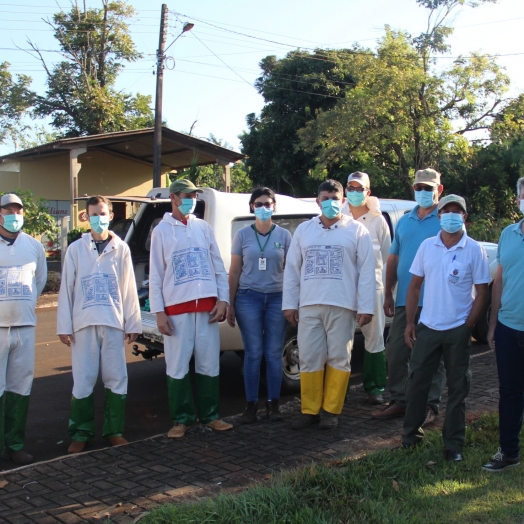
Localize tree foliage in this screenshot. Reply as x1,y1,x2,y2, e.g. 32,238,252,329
29,0,154,137
298,0,508,200
239,49,356,196
0,62,33,143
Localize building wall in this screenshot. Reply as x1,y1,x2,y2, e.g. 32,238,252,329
0,149,156,201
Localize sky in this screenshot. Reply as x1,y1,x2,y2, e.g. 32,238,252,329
1,0,523,156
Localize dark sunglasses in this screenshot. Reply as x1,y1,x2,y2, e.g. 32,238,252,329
414,186,435,192
346,186,367,193
253,202,274,208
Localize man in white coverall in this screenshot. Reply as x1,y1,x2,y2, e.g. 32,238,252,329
58,196,141,454
341,172,391,405
0,193,46,465
149,179,232,439
283,179,376,430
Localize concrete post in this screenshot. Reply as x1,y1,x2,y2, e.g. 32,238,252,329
69,148,86,229
222,164,231,193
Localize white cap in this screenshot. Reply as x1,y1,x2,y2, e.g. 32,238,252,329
347,171,370,188
0,194,23,208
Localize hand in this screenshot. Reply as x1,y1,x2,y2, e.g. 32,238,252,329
227,305,236,327
383,294,395,317
156,311,173,336
487,327,495,350
404,323,417,349
356,314,372,327
59,334,74,347
209,300,227,323
284,309,299,327
125,333,140,344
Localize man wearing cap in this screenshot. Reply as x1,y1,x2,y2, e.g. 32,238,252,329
149,179,232,438
402,195,490,460
372,168,447,424
0,194,46,464
341,172,391,405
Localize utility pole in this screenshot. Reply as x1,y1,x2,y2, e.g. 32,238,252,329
153,4,168,188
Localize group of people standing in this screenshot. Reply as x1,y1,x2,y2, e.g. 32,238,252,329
0,169,522,473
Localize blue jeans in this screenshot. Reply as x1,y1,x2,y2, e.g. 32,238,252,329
495,320,524,457
234,289,288,402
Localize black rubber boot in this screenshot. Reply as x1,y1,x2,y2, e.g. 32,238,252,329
238,402,258,424
266,400,282,422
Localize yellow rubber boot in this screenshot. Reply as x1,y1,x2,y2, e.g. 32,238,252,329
323,365,350,415
300,370,324,415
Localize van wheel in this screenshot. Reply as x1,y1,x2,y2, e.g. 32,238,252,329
472,286,492,344
281,327,300,394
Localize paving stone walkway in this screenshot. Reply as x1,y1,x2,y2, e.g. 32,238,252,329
0,350,499,524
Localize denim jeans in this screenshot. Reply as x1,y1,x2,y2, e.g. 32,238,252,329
495,320,524,458
234,289,288,402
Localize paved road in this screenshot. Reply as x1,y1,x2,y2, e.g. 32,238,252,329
0,307,487,471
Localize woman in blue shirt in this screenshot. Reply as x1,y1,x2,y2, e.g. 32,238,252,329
227,187,291,424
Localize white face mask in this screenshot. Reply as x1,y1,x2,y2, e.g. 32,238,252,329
520,199,524,215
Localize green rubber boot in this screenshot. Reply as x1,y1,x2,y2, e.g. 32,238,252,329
4,392,30,452
167,374,196,426
363,351,387,395
195,373,220,424
0,392,4,451
102,389,126,440
68,394,95,442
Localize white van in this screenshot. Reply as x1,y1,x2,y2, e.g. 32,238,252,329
105,188,497,392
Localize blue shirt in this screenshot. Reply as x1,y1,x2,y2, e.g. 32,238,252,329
232,224,292,294
497,219,524,331
389,205,441,307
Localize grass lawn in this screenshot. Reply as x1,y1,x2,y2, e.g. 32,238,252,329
142,414,524,524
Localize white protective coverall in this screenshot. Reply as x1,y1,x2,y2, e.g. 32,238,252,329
0,232,46,451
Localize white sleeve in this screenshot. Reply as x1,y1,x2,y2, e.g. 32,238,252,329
356,228,376,315
56,246,76,335
409,242,426,277
208,224,229,304
148,226,166,314
282,226,303,310
35,243,47,296
120,245,142,334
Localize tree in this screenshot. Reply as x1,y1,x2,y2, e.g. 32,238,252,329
174,135,254,193
295,0,507,199
239,50,356,196
28,0,154,137
0,62,33,143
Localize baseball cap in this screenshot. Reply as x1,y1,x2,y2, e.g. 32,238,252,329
438,194,467,213
347,171,370,188
414,168,440,187
168,179,204,194
0,194,23,208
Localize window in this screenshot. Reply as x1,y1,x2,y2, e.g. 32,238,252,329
231,214,316,240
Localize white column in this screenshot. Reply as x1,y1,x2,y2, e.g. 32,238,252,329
69,148,86,228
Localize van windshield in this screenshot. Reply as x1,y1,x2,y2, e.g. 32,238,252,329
231,214,317,239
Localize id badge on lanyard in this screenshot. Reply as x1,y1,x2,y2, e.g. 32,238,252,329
255,225,275,271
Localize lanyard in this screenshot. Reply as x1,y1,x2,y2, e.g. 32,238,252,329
254,224,275,257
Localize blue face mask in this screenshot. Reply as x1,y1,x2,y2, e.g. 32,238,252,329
178,198,196,216
440,212,464,234
254,206,273,221
414,190,435,209
2,214,24,233
89,215,110,234
346,191,366,207
320,199,341,219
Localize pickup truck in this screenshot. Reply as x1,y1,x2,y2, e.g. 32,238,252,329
105,188,498,392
